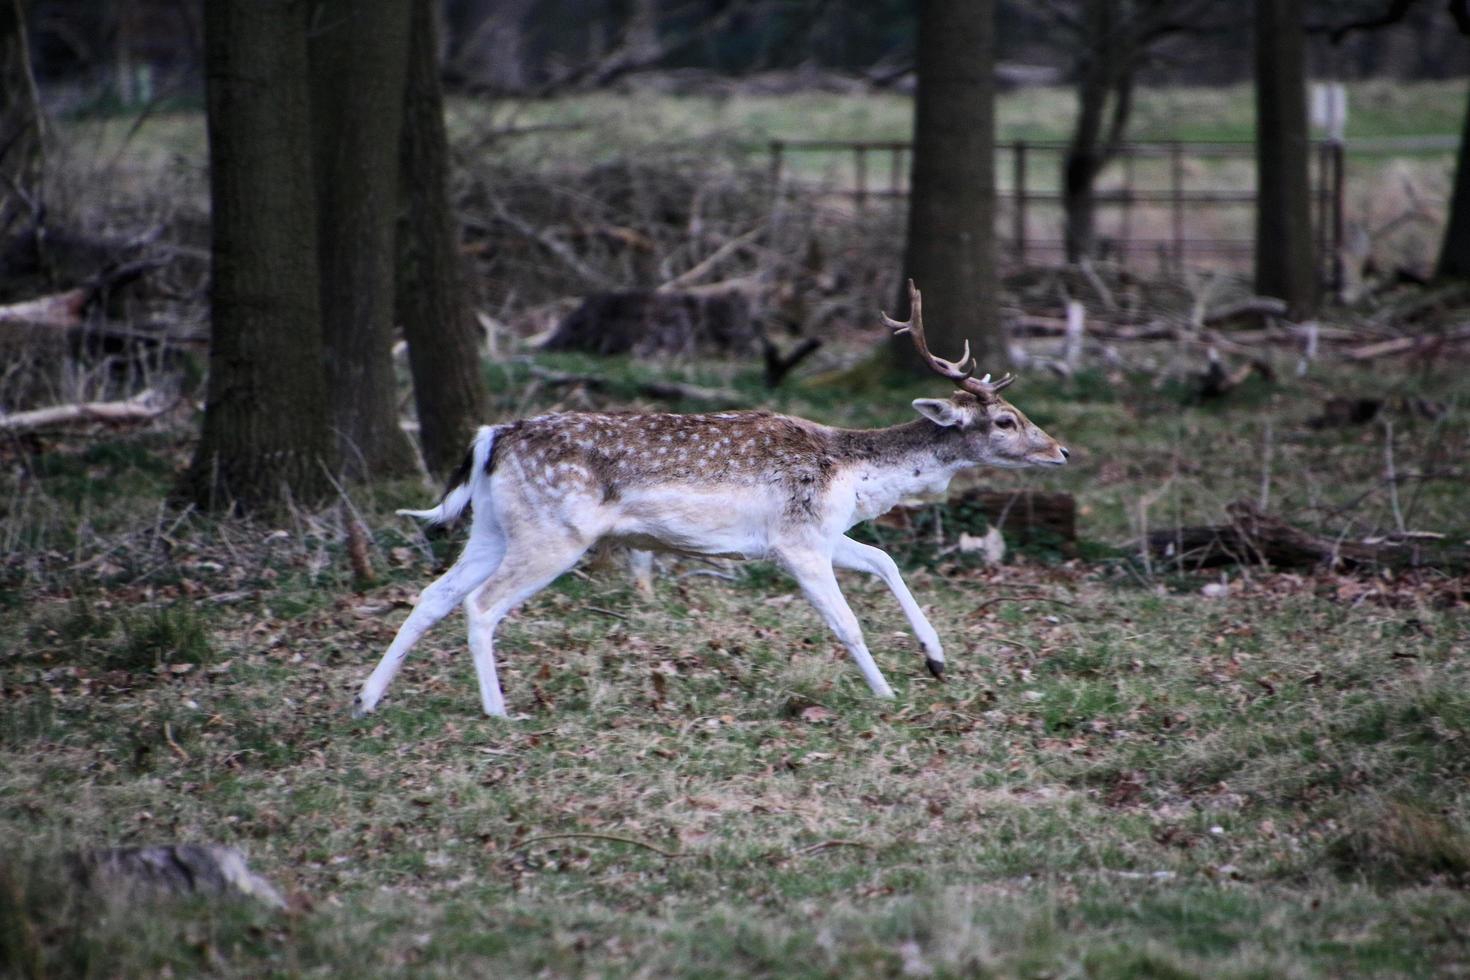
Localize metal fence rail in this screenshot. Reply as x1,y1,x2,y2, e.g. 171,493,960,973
768,137,1354,291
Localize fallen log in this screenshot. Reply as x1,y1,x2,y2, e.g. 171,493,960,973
1143,500,1470,572
0,389,174,435
959,489,1076,545
882,489,1077,551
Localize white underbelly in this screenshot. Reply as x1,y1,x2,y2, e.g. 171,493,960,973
606,488,774,560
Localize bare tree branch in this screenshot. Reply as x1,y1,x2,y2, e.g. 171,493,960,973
1309,0,1421,43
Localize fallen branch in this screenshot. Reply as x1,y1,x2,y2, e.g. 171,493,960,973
0,389,173,435
0,287,88,327
1202,296,1288,325
657,225,764,293
1343,325,1470,362
1196,350,1274,400
527,364,745,405
1141,500,1470,572
761,336,822,387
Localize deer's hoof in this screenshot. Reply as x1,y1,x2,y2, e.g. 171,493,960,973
351,695,371,719
925,658,946,681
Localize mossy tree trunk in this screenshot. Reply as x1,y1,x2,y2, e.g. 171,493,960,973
1253,0,1317,319
396,0,487,478
183,0,335,512
309,0,419,480
888,0,1003,377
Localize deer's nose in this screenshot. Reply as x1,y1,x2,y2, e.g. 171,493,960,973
1060,446,1071,460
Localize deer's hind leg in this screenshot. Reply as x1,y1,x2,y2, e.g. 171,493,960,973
354,526,507,717
463,529,592,717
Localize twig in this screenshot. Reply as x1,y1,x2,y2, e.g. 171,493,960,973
488,196,617,290
163,722,190,761
678,568,740,582
790,839,873,856
1077,258,1116,311
657,225,764,292
1258,417,1274,512
518,832,685,858
585,606,627,621
1383,419,1406,535
345,515,375,585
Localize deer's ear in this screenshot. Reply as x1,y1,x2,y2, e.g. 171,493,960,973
912,398,965,428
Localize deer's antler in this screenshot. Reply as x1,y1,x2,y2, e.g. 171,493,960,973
883,279,1013,398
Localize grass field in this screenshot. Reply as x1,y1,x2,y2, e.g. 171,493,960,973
62,77,1466,176
3,347,1469,977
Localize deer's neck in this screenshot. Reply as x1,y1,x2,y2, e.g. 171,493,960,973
829,420,970,520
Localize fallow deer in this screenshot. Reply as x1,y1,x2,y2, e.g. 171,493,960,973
354,281,1069,718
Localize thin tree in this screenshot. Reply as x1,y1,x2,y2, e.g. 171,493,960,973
182,0,335,511
1045,0,1223,262
1315,0,1470,279
309,0,419,479
1254,0,1317,318
396,0,488,476
1,0,42,250
888,0,1003,376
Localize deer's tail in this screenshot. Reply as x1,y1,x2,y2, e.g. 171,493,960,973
396,425,499,526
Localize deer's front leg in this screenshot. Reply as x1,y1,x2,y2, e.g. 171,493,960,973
832,535,946,679
776,546,895,699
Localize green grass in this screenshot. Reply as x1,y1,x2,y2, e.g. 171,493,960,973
3,345,1469,976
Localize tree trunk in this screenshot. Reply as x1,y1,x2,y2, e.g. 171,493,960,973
1435,80,1470,280
1253,0,1317,318
1062,0,1120,264
888,0,1002,377
0,0,42,244
309,0,418,479
396,0,487,477
182,0,334,512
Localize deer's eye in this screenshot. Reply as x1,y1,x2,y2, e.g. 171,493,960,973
995,416,1016,430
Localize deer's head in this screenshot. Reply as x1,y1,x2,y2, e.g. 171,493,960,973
886,280,1070,470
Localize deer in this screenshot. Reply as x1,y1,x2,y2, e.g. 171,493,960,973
353,281,1069,719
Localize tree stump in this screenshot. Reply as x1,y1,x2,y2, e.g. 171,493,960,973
542,289,756,357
